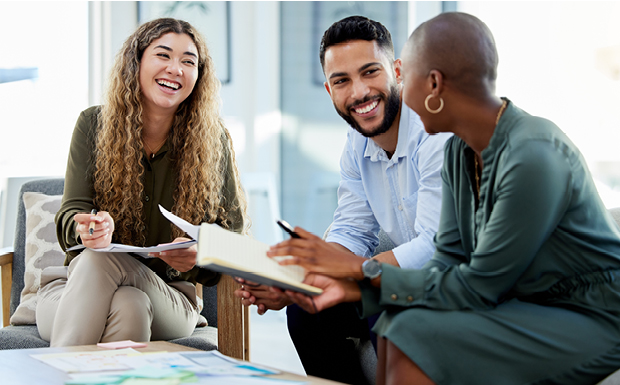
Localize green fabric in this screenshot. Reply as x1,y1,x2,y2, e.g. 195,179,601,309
56,106,244,286
363,100,620,384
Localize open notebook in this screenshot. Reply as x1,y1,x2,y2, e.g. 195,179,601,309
197,223,322,296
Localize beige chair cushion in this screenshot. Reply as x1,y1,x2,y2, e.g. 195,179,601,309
10,192,64,325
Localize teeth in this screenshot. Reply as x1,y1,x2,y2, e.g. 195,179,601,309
354,100,378,114
157,80,180,90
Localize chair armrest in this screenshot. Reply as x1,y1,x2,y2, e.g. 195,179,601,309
216,275,250,360
0,248,14,328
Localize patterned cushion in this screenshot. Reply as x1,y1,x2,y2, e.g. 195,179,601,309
9,192,64,325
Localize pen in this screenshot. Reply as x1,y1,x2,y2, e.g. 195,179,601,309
277,220,301,239
89,209,97,236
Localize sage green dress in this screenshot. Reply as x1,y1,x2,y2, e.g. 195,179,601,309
360,100,620,384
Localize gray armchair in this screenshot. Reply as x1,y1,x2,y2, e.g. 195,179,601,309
0,178,248,359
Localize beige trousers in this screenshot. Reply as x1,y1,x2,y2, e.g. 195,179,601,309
36,250,199,347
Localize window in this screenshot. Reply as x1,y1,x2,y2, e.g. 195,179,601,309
461,2,620,207
0,2,89,180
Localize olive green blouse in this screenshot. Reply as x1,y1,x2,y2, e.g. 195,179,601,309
55,106,244,286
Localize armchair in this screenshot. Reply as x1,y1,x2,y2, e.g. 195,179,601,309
0,178,249,360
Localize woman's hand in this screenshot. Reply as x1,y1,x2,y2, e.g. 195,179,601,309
233,278,293,315
284,274,361,314
267,227,365,279
73,211,114,249
150,237,197,272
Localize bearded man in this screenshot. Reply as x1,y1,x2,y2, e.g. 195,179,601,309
236,16,450,384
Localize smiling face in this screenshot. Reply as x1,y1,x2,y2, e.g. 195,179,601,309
139,32,199,116
323,40,401,138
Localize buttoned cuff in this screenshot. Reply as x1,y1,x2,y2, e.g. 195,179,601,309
379,263,425,307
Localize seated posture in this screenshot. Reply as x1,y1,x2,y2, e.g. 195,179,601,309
236,16,449,384
268,12,620,385
36,18,246,347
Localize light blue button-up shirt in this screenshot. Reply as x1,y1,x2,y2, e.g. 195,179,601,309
326,102,451,269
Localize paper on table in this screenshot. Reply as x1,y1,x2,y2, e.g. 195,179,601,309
66,205,200,258
179,351,279,376
59,351,280,380
30,348,141,373
97,340,148,349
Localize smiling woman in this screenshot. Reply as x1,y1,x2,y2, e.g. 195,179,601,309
35,18,249,348
139,33,198,120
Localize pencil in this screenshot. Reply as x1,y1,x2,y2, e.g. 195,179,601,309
89,209,97,236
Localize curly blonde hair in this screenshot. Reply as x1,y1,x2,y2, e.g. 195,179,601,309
93,18,247,245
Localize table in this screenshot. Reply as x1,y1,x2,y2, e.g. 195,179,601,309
0,341,342,384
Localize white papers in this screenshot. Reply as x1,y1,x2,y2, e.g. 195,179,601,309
31,349,301,385
66,205,200,257
30,348,140,373
159,205,201,240
67,240,196,258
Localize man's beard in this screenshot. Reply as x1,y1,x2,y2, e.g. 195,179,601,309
335,84,401,138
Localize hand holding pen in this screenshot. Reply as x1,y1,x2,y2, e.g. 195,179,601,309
268,224,366,278
73,209,115,249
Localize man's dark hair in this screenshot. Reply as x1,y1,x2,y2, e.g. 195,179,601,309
320,16,394,70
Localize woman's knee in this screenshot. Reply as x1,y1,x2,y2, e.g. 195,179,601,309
68,249,109,275
68,250,138,277
109,286,153,322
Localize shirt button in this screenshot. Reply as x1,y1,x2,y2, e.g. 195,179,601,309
407,296,413,302
390,294,398,300
398,205,403,211
145,195,150,202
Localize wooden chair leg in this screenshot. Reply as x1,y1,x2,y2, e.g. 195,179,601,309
0,251,14,327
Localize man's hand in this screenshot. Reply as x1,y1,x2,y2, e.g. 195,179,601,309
74,211,114,249
267,227,365,279
149,237,196,272
284,274,361,314
233,278,293,315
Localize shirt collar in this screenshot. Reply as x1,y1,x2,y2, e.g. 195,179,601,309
364,100,407,162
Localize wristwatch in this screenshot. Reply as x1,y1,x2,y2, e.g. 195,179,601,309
361,258,382,280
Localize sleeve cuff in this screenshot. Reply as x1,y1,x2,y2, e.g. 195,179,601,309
391,235,435,269
357,280,384,318
379,263,425,307
325,232,374,258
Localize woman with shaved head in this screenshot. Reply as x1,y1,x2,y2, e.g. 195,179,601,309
269,12,620,385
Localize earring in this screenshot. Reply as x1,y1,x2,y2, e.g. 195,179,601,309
425,94,444,114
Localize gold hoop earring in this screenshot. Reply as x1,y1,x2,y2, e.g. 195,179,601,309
425,94,444,114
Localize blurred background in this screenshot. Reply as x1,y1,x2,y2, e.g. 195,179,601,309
2,0,620,375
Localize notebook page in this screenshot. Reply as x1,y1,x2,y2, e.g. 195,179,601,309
198,223,306,283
